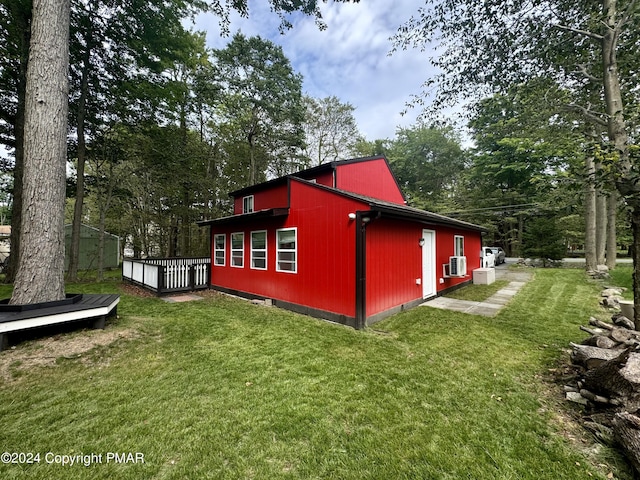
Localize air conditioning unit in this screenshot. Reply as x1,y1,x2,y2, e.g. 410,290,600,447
449,256,467,277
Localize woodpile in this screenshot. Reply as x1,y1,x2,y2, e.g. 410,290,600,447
567,289,640,473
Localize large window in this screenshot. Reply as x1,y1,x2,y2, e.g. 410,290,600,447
214,234,225,266
251,231,267,270
231,232,244,267
276,228,297,273
243,196,254,214
454,235,465,256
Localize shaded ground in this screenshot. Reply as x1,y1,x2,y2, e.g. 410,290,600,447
0,324,140,382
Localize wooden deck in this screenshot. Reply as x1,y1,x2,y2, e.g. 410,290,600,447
0,294,120,351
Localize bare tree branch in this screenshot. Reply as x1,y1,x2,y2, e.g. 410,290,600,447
553,23,603,41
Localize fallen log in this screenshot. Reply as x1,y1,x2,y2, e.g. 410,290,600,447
583,351,640,411
609,327,640,344
580,333,619,350
570,343,626,369
613,314,636,330
589,317,614,330
613,412,640,474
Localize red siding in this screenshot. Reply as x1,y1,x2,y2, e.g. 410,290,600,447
365,219,423,317
365,220,484,318
233,183,289,214
435,227,483,290
335,158,405,205
298,170,334,188
212,179,369,319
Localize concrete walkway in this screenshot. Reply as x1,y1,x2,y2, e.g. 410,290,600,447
421,265,533,317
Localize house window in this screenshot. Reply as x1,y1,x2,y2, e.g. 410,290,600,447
251,231,267,270
276,228,297,273
231,232,244,267
454,235,465,256
214,234,225,266
243,196,254,214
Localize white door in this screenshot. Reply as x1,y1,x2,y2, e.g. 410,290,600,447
422,229,436,298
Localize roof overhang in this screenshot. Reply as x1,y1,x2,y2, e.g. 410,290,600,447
367,203,487,233
197,208,289,228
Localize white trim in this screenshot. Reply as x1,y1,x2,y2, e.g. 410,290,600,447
422,229,436,298
454,235,465,257
276,227,297,273
243,195,254,214
231,232,244,268
250,230,268,270
0,297,120,334
214,234,226,266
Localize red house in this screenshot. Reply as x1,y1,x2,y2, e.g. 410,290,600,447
198,156,485,329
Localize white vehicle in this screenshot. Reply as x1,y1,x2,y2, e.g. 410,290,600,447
483,247,495,268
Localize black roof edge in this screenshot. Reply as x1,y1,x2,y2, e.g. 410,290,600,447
369,204,487,233
197,208,289,227
288,177,486,233
228,155,392,198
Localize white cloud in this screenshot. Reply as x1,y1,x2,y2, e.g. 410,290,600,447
192,0,442,141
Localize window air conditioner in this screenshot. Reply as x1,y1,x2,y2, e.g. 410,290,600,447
449,256,467,277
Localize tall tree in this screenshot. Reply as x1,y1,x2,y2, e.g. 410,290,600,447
301,95,362,166
214,33,304,184
66,0,208,280
11,0,69,304
387,124,466,211
213,33,305,185
0,0,31,283
462,87,582,255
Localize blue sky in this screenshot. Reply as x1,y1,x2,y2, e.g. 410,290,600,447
192,0,439,141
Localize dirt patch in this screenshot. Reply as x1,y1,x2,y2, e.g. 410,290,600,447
119,282,156,298
0,325,141,382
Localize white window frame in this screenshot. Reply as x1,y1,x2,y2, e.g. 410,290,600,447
231,232,244,268
243,195,254,214
214,234,226,266
454,235,465,257
276,228,297,273
251,230,267,270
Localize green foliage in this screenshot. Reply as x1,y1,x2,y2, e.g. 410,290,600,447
456,85,584,255
213,33,305,183
301,95,363,166
522,217,567,266
387,124,466,211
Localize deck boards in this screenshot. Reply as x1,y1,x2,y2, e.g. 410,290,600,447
0,294,120,350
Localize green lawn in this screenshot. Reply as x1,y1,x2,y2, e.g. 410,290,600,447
0,270,631,479
608,266,634,300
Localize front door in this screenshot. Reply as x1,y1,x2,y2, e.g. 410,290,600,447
422,229,436,298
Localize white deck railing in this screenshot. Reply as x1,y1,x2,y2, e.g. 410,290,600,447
122,257,210,294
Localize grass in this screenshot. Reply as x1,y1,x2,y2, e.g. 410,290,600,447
0,270,632,479
608,266,634,300
445,279,509,302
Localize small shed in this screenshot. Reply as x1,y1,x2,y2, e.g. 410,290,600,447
64,224,121,271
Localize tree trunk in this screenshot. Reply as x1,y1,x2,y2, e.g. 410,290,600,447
5,10,31,284
583,350,640,410
10,0,70,305
613,412,640,475
606,188,618,269
584,153,597,271
596,183,607,265
600,0,636,323
632,206,640,330
68,42,92,282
